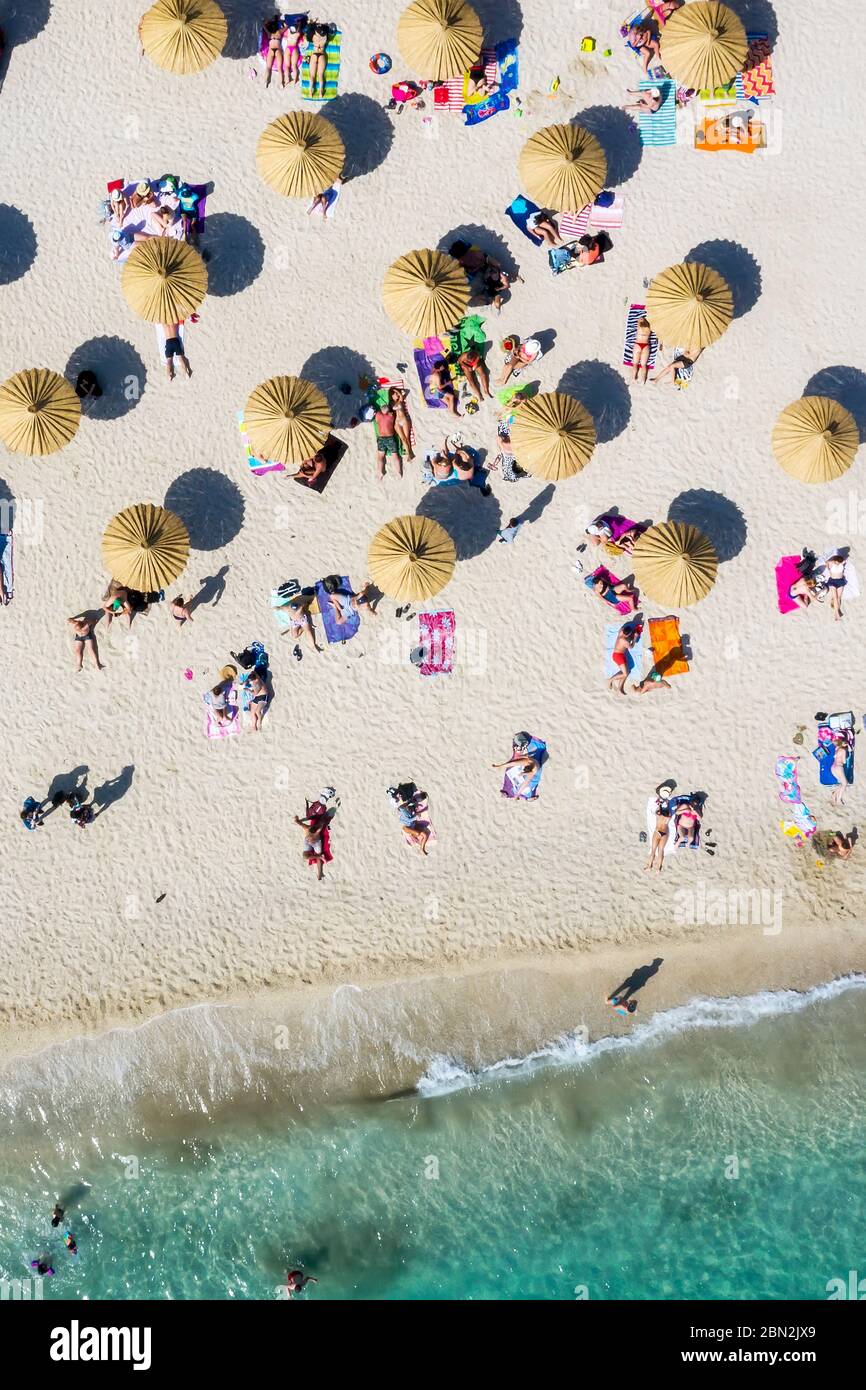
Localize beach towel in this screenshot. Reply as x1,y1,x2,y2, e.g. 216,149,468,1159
648,616,689,676
622,304,658,373
646,793,677,856
203,691,240,739
604,621,644,679
586,566,634,614
505,195,545,244
462,89,510,125
606,515,646,548
775,555,802,615
236,411,286,476
813,726,855,786
637,79,677,146
501,737,546,800
418,611,455,676
774,755,817,842
301,29,341,100
306,181,341,219
588,192,625,231
403,814,436,850
548,242,580,276
0,532,12,603
736,35,775,100
413,337,462,409
557,207,591,240
316,577,360,643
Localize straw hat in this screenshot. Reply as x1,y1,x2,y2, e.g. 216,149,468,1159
244,376,331,465
139,0,227,75
660,1,748,91
509,391,596,481
772,396,860,484
101,503,190,591
219,664,238,682
397,0,482,81
121,238,207,322
368,514,456,601
256,111,345,200
631,521,718,607
0,368,81,456
382,249,469,337
518,124,607,213
645,261,733,351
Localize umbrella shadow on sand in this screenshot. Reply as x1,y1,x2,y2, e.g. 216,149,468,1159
803,367,866,443
686,240,762,319
572,106,642,186
557,360,630,444
201,213,265,296
64,337,147,420
416,485,501,561
0,205,37,285
325,94,394,179
300,347,375,428
668,489,747,563
218,0,264,60
726,0,779,52
165,469,245,551
0,0,50,50
473,0,524,43
438,223,521,285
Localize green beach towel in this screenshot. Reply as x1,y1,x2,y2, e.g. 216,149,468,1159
301,30,342,101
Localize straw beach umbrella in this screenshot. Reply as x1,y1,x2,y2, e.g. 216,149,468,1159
382,249,469,338
660,1,747,91
368,514,456,602
121,239,207,323
397,0,482,81
244,376,331,464
509,392,596,481
0,368,81,456
518,124,607,214
645,261,732,352
102,503,190,591
772,396,860,484
256,111,345,200
631,521,718,607
139,0,227,74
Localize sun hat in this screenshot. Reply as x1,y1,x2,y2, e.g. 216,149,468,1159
219,664,238,682
110,188,123,202
135,181,151,196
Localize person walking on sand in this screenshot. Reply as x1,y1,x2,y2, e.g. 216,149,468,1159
644,794,672,872
162,323,192,381
169,595,194,627
68,614,104,671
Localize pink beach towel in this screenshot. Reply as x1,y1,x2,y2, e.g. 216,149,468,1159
558,206,591,240
775,555,801,614
418,611,456,675
589,192,625,230
204,695,240,739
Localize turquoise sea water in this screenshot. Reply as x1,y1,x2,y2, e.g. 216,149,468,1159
1,978,864,1300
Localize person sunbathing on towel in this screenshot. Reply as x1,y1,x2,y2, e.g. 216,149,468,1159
607,620,642,695
492,733,540,799
457,347,492,401
829,733,851,807
498,335,539,387
644,794,672,872
389,387,416,461
627,20,661,75
631,316,653,384
592,574,639,612
388,786,431,855
263,15,287,88
305,20,332,98
577,232,612,267
449,241,519,314
622,86,663,114
789,573,818,610
427,360,460,417
827,830,856,859
526,210,561,248
321,574,376,625
652,346,702,386
291,449,328,488
295,801,331,881
674,798,701,847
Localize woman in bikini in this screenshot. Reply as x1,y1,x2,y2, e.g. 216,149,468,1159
389,387,415,461
457,348,492,402
169,595,193,627
427,360,460,417
263,15,286,88
68,614,104,671
102,581,134,629
828,830,856,859
306,21,331,98
825,553,847,621
498,335,539,388
526,210,561,248
295,802,331,881
789,573,818,610
675,799,702,847
632,316,653,384
283,17,305,84
591,574,639,612
830,733,851,807
246,669,269,732
279,592,322,656
428,450,454,482
644,795,672,872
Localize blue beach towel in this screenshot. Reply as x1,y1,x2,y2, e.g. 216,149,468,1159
316,577,360,644
812,731,854,786
604,622,645,678
463,89,509,125
505,195,543,243
501,737,546,800
495,37,519,95
0,532,12,603
637,79,677,146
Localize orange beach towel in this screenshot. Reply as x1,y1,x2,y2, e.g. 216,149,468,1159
648,617,689,677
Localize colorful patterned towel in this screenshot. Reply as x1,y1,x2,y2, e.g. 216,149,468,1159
301,29,341,100
736,35,775,100
433,48,498,109
588,192,625,230
418,611,455,676
413,338,462,408
237,411,285,476
637,79,677,146
622,304,658,372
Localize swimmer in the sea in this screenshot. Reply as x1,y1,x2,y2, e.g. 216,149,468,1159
286,1269,318,1297
51,1204,64,1228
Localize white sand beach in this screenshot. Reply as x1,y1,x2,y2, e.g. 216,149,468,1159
0,0,864,1065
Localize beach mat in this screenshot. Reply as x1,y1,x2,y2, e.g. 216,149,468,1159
622,303,658,372
589,191,625,230
501,737,546,800
775,555,801,614
505,194,542,244
203,693,240,739
604,621,644,678
586,565,634,614
301,30,341,100
648,616,689,676
0,532,12,603
637,79,677,146
413,338,458,408
418,611,455,675
316,577,360,643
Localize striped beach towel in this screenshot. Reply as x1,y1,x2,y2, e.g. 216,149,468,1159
637,79,677,146
589,192,625,230
558,206,590,240
622,304,658,372
434,48,498,109
301,29,341,100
